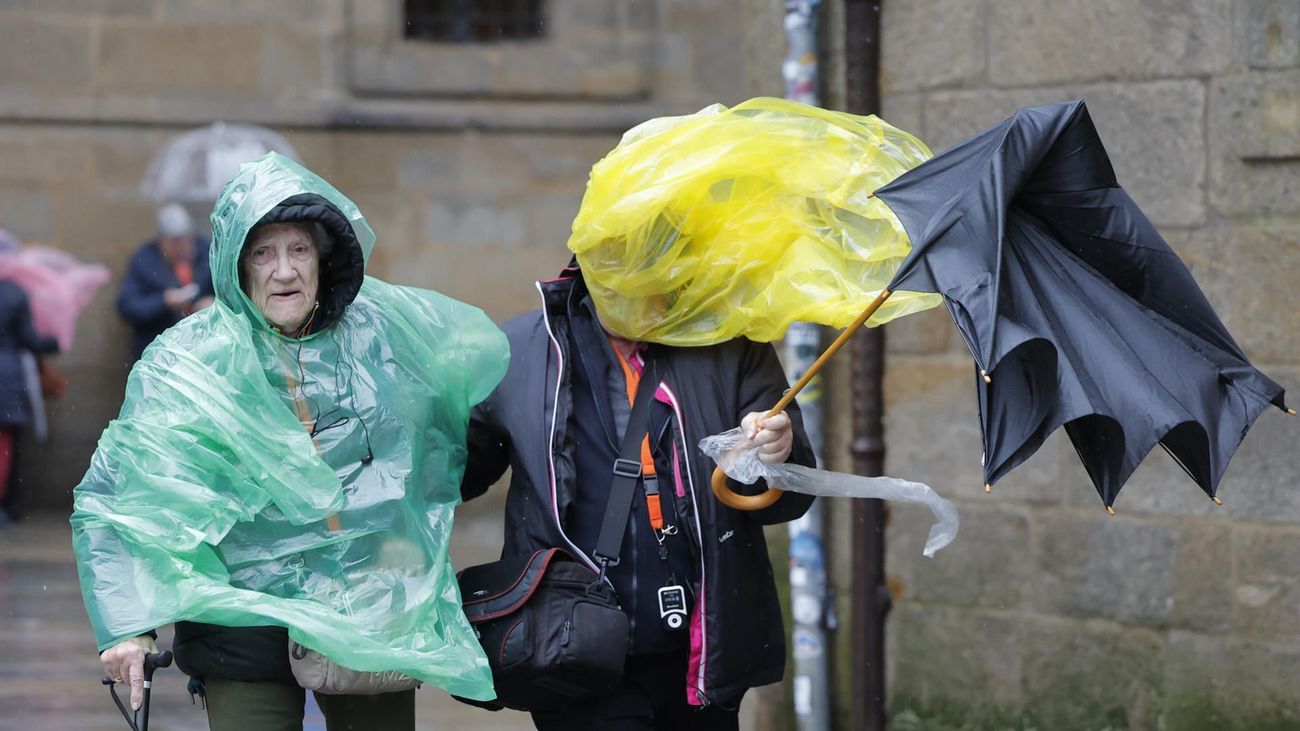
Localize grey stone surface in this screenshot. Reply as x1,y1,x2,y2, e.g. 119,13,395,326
1020,618,1165,729
1032,512,1178,626
884,354,1068,507
879,92,924,144
1213,71,1300,161
738,0,785,100
1231,528,1300,641
158,0,339,21
1208,70,1300,215
888,605,1025,711
0,0,154,16
659,0,747,104
1214,368,1300,526
1218,224,1300,364
883,305,962,357
924,80,1207,227
879,0,985,93
96,21,267,93
348,43,496,96
426,195,527,248
0,186,55,241
987,0,1232,86
345,0,652,100
1169,522,1234,632
883,356,986,494
0,15,94,91
1240,0,1300,70
886,502,1031,611
1162,632,1300,730
260,23,327,96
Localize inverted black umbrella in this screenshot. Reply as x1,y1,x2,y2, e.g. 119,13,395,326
708,99,1290,513
873,99,1290,510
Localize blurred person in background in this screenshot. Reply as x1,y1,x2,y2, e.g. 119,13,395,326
0,236,59,526
117,202,215,360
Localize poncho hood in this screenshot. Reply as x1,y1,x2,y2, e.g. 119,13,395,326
211,154,368,335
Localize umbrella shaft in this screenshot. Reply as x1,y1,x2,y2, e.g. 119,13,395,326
768,289,894,417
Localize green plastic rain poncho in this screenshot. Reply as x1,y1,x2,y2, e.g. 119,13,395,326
71,153,507,701
569,97,942,346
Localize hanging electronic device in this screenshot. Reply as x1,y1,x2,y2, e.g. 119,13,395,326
658,584,687,630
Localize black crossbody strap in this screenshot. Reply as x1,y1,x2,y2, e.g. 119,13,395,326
592,357,658,571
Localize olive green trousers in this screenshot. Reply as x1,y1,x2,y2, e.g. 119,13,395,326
202,678,415,731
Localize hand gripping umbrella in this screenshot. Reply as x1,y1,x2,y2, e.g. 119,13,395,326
717,100,1291,512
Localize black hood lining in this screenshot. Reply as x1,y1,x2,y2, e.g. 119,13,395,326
245,193,365,333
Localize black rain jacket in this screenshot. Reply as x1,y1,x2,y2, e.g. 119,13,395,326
462,266,815,708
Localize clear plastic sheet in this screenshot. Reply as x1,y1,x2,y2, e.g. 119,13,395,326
71,153,507,701
568,97,942,346
700,427,959,557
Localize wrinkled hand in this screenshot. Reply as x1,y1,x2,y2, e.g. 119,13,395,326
741,410,793,464
99,634,158,710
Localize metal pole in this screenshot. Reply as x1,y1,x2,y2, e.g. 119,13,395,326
844,2,890,730
782,2,832,730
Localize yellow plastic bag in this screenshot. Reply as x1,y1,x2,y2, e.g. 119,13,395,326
569,97,942,346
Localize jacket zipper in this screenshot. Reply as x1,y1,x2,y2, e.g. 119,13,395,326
658,382,710,705
536,282,601,575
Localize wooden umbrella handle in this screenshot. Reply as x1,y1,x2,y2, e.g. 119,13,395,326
711,290,894,510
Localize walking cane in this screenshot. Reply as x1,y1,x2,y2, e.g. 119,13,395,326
102,650,173,731
711,289,896,510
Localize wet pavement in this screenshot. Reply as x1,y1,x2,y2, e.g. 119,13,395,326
0,498,534,731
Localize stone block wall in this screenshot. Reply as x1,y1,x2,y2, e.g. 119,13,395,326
1,0,775,511
872,1,1300,728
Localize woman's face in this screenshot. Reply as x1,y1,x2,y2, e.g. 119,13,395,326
241,223,320,334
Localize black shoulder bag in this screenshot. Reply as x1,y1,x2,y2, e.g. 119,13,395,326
455,367,658,712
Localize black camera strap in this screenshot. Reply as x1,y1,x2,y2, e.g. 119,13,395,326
592,357,658,578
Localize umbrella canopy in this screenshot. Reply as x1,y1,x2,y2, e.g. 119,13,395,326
141,122,300,203
877,99,1289,508
0,231,110,351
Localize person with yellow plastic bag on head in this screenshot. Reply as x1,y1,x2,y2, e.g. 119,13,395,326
460,98,936,730
74,153,508,731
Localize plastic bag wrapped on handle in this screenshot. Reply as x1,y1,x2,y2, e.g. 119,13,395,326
700,428,959,557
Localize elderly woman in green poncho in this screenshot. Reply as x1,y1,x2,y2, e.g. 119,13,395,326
73,154,506,730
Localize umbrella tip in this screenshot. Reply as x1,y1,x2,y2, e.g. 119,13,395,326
1287,408,1296,416
1212,496,1223,506
981,370,992,384
984,483,993,494
1105,505,1116,516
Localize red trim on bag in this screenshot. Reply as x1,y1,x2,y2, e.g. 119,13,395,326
463,548,563,623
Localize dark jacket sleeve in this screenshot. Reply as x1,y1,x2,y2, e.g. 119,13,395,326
460,402,511,502
14,288,58,354
734,339,816,525
195,238,216,300
116,248,169,324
